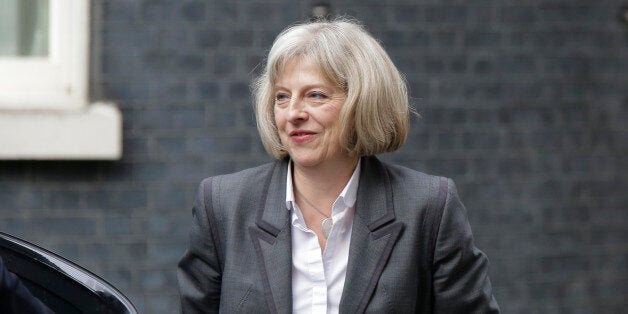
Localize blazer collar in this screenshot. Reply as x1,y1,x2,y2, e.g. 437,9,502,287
249,159,292,313
250,156,402,313
339,156,403,312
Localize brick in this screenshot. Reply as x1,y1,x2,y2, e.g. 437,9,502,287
212,53,237,77
436,131,456,150
111,242,148,261
538,5,607,24
226,30,254,48
187,135,253,156
0,218,29,237
34,217,97,237
448,56,467,73
158,23,195,51
180,1,206,22
544,56,591,76
0,188,43,211
176,54,205,72
244,3,277,25
101,49,142,76
131,107,173,130
429,30,457,48
424,55,446,74
102,80,150,102
425,5,467,24
194,28,222,49
391,5,422,24
206,102,239,127
85,188,146,210
464,81,504,100
173,108,205,130
497,157,533,177
45,190,80,210
101,1,140,22
197,81,222,100
381,30,403,48
103,217,133,236
146,215,189,239
148,78,187,102
166,162,207,183
149,186,190,211
463,31,501,48
207,2,239,25
132,162,168,181
141,1,178,21
472,58,494,74
426,157,468,178
498,55,536,74
466,6,494,27
500,6,537,24
462,132,500,150
144,294,180,313
139,269,176,292
227,82,252,100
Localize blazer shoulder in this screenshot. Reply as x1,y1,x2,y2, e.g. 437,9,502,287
379,160,446,191
200,161,277,192
375,159,452,226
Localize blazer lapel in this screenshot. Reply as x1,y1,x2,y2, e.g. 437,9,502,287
339,156,404,313
248,160,292,314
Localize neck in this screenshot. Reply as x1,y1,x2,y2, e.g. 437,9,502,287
292,156,359,204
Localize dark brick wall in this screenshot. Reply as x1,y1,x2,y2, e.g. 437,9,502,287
0,1,626,312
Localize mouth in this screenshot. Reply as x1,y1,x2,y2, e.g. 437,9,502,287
289,130,316,137
289,130,316,143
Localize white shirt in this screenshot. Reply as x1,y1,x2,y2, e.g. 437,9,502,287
286,160,361,314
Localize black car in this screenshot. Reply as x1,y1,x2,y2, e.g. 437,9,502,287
0,232,137,314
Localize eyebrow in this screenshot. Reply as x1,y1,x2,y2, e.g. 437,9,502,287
273,84,334,91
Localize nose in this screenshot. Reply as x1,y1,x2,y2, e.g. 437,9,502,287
287,98,308,123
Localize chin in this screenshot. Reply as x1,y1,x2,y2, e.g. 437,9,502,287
291,158,322,168
288,152,326,166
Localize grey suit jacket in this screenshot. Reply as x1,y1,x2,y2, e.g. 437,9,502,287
178,156,499,313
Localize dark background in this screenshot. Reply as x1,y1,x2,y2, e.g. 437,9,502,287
1,1,626,312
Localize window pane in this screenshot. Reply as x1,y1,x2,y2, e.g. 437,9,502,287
0,0,49,57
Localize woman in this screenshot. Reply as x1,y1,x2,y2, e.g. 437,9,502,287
178,18,499,313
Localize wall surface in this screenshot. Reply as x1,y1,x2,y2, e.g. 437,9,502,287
0,0,626,313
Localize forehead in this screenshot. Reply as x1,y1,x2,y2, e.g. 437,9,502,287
273,57,337,88
275,58,326,84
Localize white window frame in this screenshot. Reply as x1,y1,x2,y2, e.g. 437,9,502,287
0,0,122,160
0,1,88,109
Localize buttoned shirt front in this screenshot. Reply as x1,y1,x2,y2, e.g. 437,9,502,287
285,160,361,314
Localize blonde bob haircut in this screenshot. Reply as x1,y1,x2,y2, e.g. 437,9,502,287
253,18,410,159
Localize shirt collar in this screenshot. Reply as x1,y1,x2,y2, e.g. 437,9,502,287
285,159,361,211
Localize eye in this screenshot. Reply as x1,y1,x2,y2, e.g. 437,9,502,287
275,92,289,102
309,91,328,99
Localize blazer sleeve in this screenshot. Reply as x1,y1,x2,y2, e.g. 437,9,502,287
432,178,500,313
178,178,223,313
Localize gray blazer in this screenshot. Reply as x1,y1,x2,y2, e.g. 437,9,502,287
178,156,499,313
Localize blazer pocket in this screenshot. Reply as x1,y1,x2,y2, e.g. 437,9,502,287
231,283,268,313
366,283,393,313
236,284,253,311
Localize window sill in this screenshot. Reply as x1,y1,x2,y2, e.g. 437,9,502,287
0,102,122,160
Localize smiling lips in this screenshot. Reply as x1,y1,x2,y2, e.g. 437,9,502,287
289,130,316,143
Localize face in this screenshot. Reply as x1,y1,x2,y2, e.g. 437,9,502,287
273,58,349,169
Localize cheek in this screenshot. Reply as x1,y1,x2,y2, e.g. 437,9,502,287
273,109,283,128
